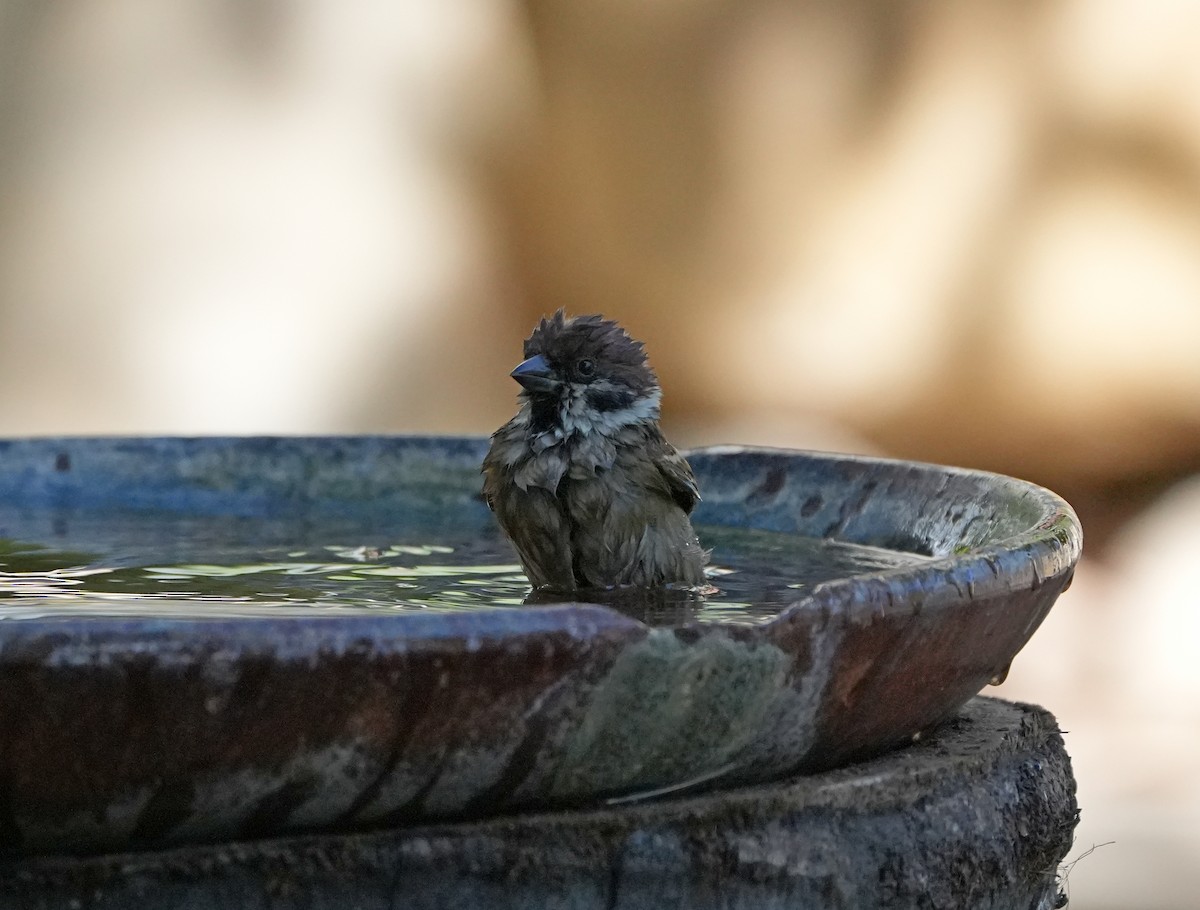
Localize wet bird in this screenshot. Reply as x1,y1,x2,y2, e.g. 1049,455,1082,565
483,311,707,591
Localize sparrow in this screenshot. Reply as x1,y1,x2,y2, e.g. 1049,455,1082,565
483,311,708,591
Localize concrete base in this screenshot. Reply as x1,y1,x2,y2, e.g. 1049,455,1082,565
0,697,1077,910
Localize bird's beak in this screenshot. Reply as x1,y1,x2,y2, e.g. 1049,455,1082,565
510,353,560,394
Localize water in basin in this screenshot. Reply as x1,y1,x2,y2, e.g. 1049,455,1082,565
0,507,928,626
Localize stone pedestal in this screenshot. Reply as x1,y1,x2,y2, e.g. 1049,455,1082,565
0,697,1077,910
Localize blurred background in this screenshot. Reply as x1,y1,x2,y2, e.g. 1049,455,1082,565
1,1,1198,904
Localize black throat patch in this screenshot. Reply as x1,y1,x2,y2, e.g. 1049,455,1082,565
528,394,561,435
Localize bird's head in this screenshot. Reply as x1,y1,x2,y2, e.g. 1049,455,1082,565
511,310,662,437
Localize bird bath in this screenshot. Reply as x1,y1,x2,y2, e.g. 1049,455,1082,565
0,436,1080,858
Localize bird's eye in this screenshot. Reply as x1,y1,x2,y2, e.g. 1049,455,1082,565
577,358,595,377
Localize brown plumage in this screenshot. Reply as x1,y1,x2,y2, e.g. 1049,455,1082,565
483,311,707,590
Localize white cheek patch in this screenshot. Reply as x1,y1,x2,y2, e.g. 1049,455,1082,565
560,384,661,437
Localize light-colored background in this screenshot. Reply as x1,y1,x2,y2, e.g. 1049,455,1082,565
2,3,1198,904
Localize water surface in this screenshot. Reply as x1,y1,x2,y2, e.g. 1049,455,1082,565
0,509,928,626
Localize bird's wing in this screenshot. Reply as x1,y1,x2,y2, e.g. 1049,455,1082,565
653,444,701,515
